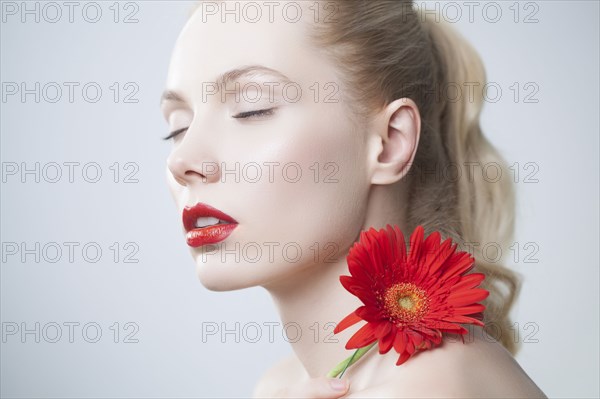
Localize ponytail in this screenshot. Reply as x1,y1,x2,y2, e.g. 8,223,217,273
420,10,522,355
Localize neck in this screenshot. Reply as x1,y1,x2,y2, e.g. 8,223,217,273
263,185,408,378
264,253,362,377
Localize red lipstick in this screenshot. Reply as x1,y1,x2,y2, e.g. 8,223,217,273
182,202,238,247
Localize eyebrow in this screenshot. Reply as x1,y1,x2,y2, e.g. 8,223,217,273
160,65,293,106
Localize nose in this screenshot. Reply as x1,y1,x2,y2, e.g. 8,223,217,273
167,142,221,186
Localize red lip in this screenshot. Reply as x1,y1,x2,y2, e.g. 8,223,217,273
182,202,238,247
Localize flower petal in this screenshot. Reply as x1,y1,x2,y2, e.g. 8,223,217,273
378,324,396,354
405,335,416,354
333,311,362,334
429,239,456,277
345,322,380,349
347,257,375,284
395,351,411,365
408,225,425,266
339,276,377,306
442,251,476,280
452,273,486,291
391,224,407,265
422,319,466,333
393,330,407,354
441,315,485,327
407,329,424,350
447,288,490,307
356,305,385,322
453,303,486,315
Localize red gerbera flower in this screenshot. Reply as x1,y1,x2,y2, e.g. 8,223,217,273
333,224,489,366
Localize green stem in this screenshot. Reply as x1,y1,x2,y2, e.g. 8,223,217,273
326,342,377,378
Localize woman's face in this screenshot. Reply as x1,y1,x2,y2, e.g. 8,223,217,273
162,1,372,291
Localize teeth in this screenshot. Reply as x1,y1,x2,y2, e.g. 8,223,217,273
195,217,223,228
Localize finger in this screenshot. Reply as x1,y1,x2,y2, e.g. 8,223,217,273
282,377,350,398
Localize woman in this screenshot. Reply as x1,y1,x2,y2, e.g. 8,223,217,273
160,1,547,397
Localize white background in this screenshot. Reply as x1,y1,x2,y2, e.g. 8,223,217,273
1,1,598,398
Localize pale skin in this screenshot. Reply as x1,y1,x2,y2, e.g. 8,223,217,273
253,325,548,398
162,2,547,398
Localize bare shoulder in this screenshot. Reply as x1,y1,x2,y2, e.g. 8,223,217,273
347,326,547,398
253,353,305,398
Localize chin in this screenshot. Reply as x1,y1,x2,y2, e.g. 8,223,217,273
195,262,247,292
192,252,267,292
192,250,308,292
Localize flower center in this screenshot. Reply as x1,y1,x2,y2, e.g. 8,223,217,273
398,296,414,310
384,282,430,324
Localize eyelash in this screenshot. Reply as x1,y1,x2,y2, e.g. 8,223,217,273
231,108,275,119
162,108,276,141
163,127,187,141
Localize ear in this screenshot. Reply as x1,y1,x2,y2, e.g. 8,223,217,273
368,98,421,185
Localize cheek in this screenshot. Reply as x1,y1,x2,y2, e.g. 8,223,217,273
234,107,369,264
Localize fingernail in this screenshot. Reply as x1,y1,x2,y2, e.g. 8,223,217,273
329,379,348,391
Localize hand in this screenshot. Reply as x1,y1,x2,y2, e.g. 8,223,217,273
278,376,350,398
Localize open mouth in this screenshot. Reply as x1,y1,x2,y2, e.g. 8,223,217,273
194,216,231,229
182,203,238,247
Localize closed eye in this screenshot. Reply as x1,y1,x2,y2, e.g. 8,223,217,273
162,127,188,141
162,108,277,141
232,108,276,119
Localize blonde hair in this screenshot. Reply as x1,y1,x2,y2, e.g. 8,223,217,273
309,1,522,355
186,0,522,355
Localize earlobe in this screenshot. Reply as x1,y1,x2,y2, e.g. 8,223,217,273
369,98,421,186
